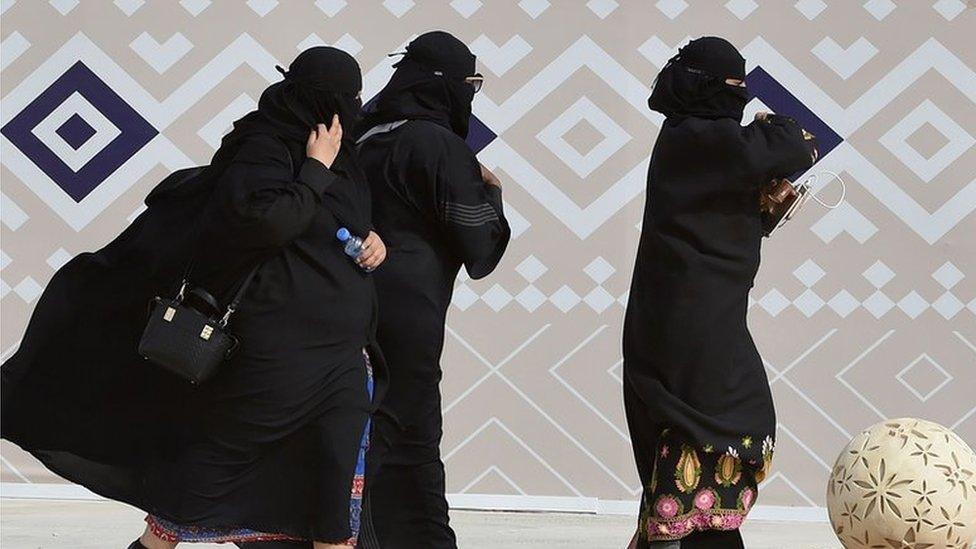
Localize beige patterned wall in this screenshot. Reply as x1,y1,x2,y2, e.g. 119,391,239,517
1,1,974,512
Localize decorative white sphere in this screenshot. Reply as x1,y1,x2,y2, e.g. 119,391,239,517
827,418,976,549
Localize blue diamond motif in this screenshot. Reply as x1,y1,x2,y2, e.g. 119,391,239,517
1,61,158,203
55,113,97,150
465,114,496,154
746,66,843,176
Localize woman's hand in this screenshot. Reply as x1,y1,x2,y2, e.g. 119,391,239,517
307,115,343,168
480,163,501,188
357,231,387,271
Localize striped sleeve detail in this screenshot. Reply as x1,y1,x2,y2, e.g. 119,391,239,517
443,201,499,227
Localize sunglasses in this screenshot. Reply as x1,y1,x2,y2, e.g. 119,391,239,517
432,70,484,93
464,74,484,93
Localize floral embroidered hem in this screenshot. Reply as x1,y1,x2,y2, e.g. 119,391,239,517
645,506,747,540
639,428,773,542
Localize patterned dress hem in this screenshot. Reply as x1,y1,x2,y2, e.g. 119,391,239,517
645,507,748,541
144,350,374,546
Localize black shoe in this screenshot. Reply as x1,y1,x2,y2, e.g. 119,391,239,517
127,540,149,549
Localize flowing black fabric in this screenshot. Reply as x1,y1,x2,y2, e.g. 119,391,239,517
358,31,477,139
648,37,749,121
1,47,387,543
624,38,815,545
357,114,510,547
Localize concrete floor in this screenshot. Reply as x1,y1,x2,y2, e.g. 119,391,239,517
0,499,842,548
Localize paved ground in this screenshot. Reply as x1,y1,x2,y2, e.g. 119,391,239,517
0,499,841,548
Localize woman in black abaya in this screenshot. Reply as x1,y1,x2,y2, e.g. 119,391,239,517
355,31,510,549
623,38,816,548
2,47,387,548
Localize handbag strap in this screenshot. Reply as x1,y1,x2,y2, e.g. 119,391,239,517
219,264,259,327
178,136,296,323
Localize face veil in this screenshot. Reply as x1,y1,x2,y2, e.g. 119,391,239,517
212,46,366,181
648,36,750,121
358,31,478,139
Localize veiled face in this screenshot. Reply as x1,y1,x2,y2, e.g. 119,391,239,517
724,78,746,87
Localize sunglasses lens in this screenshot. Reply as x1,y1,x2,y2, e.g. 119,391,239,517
466,75,483,93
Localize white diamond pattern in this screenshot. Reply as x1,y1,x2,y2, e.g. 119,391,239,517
584,257,615,284
931,291,964,319
725,0,758,19
932,261,964,290
550,285,581,313
537,96,631,179
586,0,618,18
13,276,42,303
879,100,975,183
794,0,826,19
897,291,928,319
518,0,549,18
655,0,688,19
828,290,860,318
933,0,966,20
863,261,895,289
516,255,547,283
863,0,895,20
862,291,895,318
793,259,825,287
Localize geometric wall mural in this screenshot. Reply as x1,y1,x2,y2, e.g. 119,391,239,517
1,1,973,510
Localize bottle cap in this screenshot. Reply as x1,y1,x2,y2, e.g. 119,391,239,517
336,227,351,242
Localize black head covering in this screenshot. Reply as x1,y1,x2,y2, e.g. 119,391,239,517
648,36,749,121
214,46,364,170
358,31,478,139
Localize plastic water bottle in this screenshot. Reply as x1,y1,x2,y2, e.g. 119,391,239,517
336,227,372,271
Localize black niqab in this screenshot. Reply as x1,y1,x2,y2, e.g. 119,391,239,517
212,46,371,238
648,36,749,121
217,46,363,167
358,31,477,138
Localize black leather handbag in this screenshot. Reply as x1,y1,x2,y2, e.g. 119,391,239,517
138,143,293,384
138,266,259,384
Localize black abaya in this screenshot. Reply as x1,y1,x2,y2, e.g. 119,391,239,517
624,38,815,544
354,31,510,549
2,47,386,544
357,119,510,548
